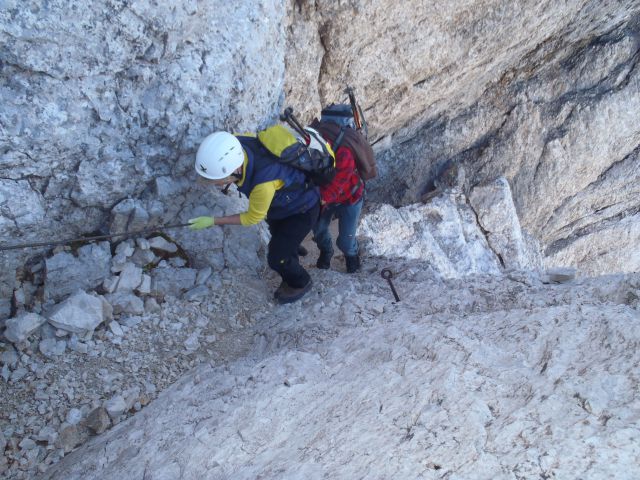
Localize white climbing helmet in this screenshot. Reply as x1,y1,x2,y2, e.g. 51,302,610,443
195,132,244,180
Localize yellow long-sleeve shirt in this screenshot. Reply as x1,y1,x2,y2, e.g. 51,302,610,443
235,154,285,226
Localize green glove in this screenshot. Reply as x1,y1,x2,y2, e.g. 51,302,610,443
188,216,215,230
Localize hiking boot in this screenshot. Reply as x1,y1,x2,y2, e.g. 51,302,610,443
345,255,361,273
316,250,332,269
276,279,313,305
274,281,289,299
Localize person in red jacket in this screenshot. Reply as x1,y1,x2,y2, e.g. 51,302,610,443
310,106,365,273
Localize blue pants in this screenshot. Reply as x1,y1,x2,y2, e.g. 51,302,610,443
312,198,363,257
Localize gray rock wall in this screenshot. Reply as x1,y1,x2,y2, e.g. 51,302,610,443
348,8,640,275
0,0,287,311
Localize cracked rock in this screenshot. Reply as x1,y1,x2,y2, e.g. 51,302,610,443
3,312,47,344
44,242,112,301
47,291,112,338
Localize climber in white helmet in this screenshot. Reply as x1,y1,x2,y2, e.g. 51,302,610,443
189,131,320,304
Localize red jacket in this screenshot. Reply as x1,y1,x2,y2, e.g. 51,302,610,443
320,143,364,206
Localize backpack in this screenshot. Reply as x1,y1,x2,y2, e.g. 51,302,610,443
256,124,337,187
312,103,377,181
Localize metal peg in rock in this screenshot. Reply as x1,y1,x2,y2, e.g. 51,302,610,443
381,268,400,302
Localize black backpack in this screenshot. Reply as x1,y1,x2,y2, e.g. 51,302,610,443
256,124,336,187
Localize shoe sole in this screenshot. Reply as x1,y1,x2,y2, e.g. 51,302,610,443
276,281,313,305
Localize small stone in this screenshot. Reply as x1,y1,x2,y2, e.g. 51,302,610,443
144,382,156,394
47,291,109,337
85,407,111,435
102,276,119,294
130,248,157,267
184,332,200,352
11,367,28,382
1,364,10,381
112,251,130,270
105,292,144,316
3,313,47,344
34,390,49,401
115,263,143,292
169,257,187,268
121,316,142,328
149,236,178,253
19,437,36,450
68,336,89,354
109,321,124,337
115,241,135,258
66,408,83,426
144,297,161,314
39,323,57,340
35,426,58,444
56,425,82,453
104,395,127,419
55,328,69,338
38,339,66,358
182,285,209,302
136,238,150,250
136,274,151,295
152,267,197,297
123,387,141,410
196,267,212,285
0,345,19,368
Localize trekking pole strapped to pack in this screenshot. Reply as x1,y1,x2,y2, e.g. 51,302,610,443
256,108,337,187
280,107,310,143
345,86,368,139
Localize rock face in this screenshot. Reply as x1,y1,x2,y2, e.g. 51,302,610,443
469,177,542,270
37,271,640,479
359,196,503,278
2,1,640,312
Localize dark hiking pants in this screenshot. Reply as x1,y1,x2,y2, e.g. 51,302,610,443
266,202,320,288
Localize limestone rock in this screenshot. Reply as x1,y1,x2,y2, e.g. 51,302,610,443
38,339,67,358
105,292,145,316
109,199,150,235
182,286,209,302
152,268,197,297
56,425,83,454
44,242,112,301
47,291,110,337
115,263,143,292
144,297,161,314
469,177,542,270
85,407,111,435
3,312,47,344
148,237,178,254
136,274,151,295
359,195,501,278
130,248,158,267
104,395,127,419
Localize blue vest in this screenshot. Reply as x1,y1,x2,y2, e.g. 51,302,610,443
235,136,319,220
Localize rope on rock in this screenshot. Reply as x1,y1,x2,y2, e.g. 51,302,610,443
0,223,192,252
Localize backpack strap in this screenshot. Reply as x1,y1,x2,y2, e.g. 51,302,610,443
333,126,347,150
